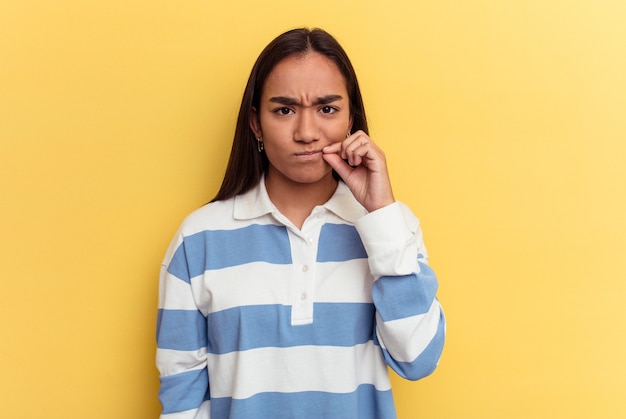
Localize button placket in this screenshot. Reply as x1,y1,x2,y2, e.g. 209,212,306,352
287,221,321,326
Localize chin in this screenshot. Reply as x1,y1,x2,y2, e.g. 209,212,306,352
285,169,335,186
268,162,335,187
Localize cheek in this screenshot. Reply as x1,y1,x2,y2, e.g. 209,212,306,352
260,115,292,137
261,131,289,159
321,119,350,142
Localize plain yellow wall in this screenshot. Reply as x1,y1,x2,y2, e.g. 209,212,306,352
2,1,625,418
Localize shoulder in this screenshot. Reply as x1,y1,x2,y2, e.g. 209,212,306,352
176,180,273,238
177,198,237,237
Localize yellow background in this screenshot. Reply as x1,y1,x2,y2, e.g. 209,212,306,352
1,0,625,418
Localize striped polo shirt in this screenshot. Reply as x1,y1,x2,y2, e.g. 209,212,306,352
156,179,445,418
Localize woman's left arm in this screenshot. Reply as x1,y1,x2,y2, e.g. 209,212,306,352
355,203,446,380
324,132,445,380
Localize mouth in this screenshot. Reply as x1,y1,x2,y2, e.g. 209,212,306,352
294,150,323,159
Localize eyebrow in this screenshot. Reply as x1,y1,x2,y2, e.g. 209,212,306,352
268,95,344,106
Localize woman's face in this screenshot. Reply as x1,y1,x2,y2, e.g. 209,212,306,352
251,52,352,187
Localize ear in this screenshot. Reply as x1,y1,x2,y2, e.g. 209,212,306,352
249,106,262,138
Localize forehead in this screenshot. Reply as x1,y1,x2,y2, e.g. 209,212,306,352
262,52,348,99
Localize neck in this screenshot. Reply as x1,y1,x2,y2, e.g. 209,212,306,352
265,171,338,229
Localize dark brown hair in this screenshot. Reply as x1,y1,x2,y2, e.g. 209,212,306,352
211,27,369,202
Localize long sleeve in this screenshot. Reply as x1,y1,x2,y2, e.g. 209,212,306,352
355,202,446,380
156,233,211,418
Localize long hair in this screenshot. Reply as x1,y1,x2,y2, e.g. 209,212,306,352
211,28,369,202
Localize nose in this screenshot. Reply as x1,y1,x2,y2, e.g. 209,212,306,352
294,109,319,143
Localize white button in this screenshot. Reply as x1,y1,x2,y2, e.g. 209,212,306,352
307,237,313,244
302,265,309,272
300,292,307,300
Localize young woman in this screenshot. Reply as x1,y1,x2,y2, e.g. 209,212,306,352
156,28,445,419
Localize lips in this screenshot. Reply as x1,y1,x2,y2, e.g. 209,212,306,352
294,150,322,157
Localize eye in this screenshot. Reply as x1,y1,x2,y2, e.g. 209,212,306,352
320,106,338,114
274,107,294,115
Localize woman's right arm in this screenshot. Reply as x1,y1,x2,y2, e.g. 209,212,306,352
156,234,210,418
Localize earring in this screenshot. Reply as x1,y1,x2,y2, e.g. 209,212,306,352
257,137,264,153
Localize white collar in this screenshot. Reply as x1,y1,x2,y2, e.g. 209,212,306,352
233,175,366,223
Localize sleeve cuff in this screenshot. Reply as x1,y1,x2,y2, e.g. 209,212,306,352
354,202,420,276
